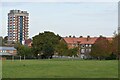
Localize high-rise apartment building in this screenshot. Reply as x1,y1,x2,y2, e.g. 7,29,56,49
8,10,29,44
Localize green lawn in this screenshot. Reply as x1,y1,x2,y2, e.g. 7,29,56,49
2,59,118,78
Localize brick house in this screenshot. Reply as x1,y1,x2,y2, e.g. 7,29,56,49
24,39,32,48
0,46,17,60
62,36,113,59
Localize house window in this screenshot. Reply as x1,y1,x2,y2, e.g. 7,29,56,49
86,44,88,47
72,44,77,47
81,44,85,48
81,49,85,53
9,50,13,53
89,44,92,47
89,49,91,52
74,44,78,47
86,49,90,52
2,50,6,53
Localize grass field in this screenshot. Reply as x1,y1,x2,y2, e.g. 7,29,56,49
2,59,118,78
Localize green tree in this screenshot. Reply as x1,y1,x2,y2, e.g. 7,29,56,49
3,36,8,44
90,36,111,60
67,48,79,57
55,40,68,57
32,31,60,59
14,43,32,58
0,37,3,46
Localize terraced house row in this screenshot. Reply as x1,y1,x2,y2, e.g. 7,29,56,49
62,36,113,59
24,36,113,59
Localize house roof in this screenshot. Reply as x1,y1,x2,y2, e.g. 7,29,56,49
63,37,78,44
0,46,16,50
107,37,113,42
63,37,113,45
79,37,98,44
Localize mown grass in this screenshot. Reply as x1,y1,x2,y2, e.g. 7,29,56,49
2,59,118,78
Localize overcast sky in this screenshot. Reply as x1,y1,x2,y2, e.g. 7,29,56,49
0,0,119,38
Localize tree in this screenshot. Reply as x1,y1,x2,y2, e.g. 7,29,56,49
32,31,60,59
90,36,111,60
14,43,32,59
111,34,120,60
3,36,8,44
0,37,3,46
55,40,68,57
67,48,79,57
42,43,54,59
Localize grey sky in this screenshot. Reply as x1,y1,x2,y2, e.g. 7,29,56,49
1,1,118,38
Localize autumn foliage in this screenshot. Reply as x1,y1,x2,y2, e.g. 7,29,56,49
111,34,120,59
90,36,111,59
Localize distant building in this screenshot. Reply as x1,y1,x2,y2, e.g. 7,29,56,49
0,46,17,60
24,39,32,48
0,46,17,55
8,10,29,44
62,36,113,59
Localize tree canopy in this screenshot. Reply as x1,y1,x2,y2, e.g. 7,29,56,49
67,47,79,57
90,36,111,59
32,31,60,59
111,34,120,59
55,40,68,56
14,42,32,58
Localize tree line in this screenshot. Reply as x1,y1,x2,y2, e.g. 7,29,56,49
90,35,119,60
14,31,78,59
11,31,120,60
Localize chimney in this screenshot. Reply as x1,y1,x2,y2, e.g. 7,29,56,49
79,36,83,38
99,35,103,38
69,35,71,38
73,36,75,38
87,35,90,41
